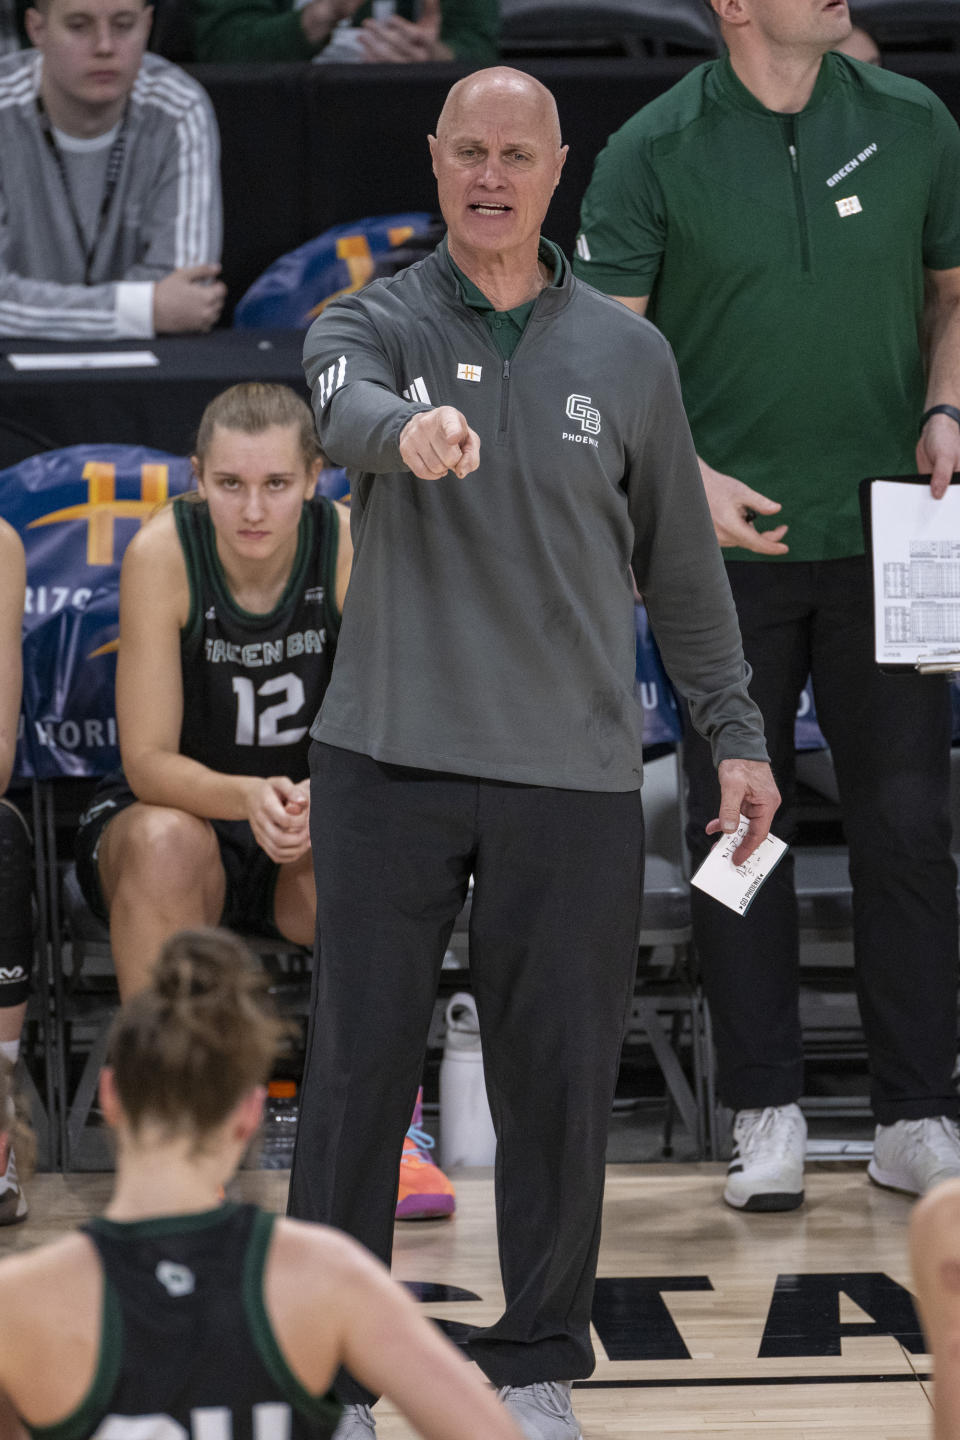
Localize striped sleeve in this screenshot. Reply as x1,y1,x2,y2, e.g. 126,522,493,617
0,196,129,338
124,61,222,278
0,58,129,337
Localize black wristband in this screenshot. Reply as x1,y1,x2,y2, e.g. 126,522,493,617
920,404,960,434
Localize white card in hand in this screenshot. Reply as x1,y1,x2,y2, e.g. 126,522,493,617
690,814,787,916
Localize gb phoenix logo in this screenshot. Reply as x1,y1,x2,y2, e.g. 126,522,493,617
563,394,601,448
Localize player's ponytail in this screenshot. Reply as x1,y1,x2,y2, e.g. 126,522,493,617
107,928,287,1140
193,383,321,474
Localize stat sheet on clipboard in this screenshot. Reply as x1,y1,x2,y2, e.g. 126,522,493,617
861,475,960,671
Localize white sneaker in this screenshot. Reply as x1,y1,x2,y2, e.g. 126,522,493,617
331,1405,376,1438
724,1104,806,1212
0,1130,27,1226
499,1382,582,1440
869,1117,960,1196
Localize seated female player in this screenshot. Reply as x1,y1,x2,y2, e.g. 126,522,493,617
0,929,521,1440
74,382,453,1218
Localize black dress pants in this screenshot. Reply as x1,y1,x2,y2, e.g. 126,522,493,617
683,555,958,1123
288,742,646,1398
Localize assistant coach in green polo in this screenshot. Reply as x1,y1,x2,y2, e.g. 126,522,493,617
576,0,960,1213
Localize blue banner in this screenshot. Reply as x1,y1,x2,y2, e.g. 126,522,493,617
0,445,193,779
233,213,439,330
795,677,826,752
635,605,683,748
21,586,122,780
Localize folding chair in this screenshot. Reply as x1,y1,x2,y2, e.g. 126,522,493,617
630,748,712,1158
621,607,713,1157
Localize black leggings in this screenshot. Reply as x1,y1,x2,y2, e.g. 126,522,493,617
0,799,33,1008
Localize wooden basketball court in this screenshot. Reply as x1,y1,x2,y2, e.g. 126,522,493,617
0,1161,933,1439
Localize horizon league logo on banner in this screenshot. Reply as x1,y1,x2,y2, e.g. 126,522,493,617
0,446,193,780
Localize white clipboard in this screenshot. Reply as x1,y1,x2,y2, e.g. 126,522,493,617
859,474,960,673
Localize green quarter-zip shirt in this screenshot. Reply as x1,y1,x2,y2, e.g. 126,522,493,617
574,53,960,562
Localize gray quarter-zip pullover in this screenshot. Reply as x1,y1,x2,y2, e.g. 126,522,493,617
304,244,767,791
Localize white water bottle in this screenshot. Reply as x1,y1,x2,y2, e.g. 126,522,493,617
439,992,497,1168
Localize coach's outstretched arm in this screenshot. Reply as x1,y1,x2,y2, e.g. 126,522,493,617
304,298,479,477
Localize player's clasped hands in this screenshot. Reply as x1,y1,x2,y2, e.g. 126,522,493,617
245,776,311,864
400,406,481,480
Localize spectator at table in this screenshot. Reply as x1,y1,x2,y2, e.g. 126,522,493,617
0,0,225,339
194,0,498,65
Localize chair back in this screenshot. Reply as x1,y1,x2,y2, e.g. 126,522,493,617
233,214,444,330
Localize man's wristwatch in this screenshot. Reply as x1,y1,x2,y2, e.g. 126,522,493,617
920,404,960,434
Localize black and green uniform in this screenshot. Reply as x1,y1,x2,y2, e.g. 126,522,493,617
574,51,960,561
175,494,340,780
23,1205,341,1440
289,239,768,1398
74,494,340,934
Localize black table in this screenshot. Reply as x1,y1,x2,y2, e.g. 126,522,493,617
0,329,307,467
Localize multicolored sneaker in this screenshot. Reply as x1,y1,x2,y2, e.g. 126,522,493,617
396,1088,456,1220
0,1128,27,1226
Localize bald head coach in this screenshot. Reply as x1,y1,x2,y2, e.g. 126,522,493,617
288,67,778,1440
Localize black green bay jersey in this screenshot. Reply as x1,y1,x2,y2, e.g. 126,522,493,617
175,495,340,781
575,53,960,562
26,1204,341,1440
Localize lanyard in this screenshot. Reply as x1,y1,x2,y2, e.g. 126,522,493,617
37,95,129,285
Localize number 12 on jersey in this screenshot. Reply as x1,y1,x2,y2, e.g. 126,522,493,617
231,674,308,747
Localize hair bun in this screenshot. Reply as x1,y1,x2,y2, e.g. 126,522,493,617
108,928,288,1136
152,929,252,1002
